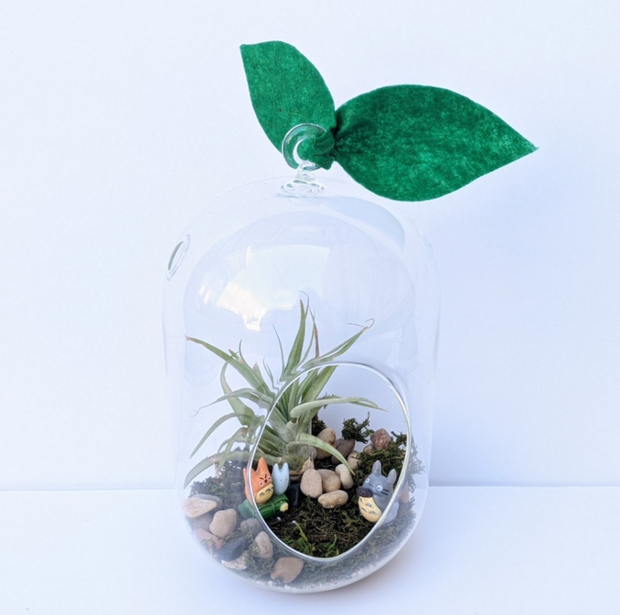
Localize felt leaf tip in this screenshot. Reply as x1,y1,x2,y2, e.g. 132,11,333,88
240,41,336,156
333,85,537,201
240,42,536,202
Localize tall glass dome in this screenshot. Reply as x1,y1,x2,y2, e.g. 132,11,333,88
163,174,439,592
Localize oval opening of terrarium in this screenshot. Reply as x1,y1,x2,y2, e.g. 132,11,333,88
244,362,422,565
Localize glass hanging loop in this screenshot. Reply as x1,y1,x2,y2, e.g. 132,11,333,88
281,123,327,195
281,123,327,171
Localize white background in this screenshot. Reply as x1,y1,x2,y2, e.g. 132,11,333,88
1,0,619,612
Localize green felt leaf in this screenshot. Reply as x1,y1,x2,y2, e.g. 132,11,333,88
333,85,537,201
240,42,336,158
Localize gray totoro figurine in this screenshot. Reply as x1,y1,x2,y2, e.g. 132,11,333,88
357,460,399,523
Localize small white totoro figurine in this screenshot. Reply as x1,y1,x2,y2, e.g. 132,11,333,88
271,462,290,496
357,460,398,523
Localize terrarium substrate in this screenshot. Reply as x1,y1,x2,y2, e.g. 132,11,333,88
184,417,423,589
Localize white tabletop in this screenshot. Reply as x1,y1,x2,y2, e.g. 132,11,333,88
2,486,618,614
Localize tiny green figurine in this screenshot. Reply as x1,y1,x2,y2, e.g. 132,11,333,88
239,457,289,521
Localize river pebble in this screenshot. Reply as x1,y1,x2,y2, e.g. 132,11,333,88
318,490,348,509
317,469,341,493
300,469,322,498
209,508,238,539
335,464,354,489
270,557,304,583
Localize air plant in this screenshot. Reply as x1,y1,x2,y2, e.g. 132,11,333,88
184,300,382,487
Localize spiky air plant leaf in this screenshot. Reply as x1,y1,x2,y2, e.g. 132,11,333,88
184,300,382,487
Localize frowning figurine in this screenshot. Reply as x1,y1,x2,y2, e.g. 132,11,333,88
239,457,289,520
243,457,274,504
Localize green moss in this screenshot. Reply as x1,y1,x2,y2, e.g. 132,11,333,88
293,497,417,586
243,548,275,578
392,431,408,448
266,432,417,560
266,486,374,558
355,438,406,482
188,431,424,589
311,416,327,436
190,459,247,510
341,413,373,442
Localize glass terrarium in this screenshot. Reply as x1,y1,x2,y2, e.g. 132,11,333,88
162,173,440,592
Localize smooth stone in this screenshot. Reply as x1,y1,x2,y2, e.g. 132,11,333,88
315,428,336,459
285,483,302,507
318,490,349,509
399,481,410,503
240,517,263,538
182,497,218,518
218,536,250,562
194,529,224,554
188,512,213,532
331,438,355,465
338,438,356,457
317,469,341,493
363,444,375,454
209,508,238,539
370,428,392,450
251,531,274,560
300,469,323,498
270,557,305,583
221,551,250,570
193,494,223,511
335,464,354,489
347,451,361,471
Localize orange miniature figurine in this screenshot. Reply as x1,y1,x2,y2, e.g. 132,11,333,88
243,457,274,504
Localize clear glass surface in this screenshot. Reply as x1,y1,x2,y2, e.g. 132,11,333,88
163,175,440,592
